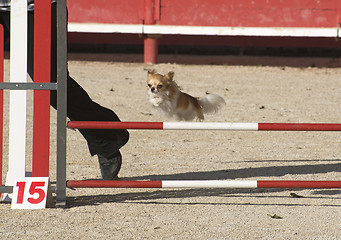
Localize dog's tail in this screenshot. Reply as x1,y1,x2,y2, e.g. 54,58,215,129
198,94,226,114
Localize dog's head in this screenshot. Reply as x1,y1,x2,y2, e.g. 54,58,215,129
147,70,175,94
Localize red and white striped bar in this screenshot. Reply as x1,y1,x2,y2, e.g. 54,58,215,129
67,121,341,131
67,180,341,189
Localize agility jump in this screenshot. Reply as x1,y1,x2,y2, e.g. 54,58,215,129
65,121,341,190
0,0,341,208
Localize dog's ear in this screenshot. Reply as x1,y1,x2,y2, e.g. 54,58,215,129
147,69,156,76
165,71,174,81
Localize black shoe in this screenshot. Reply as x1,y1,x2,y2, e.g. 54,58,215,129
98,151,122,180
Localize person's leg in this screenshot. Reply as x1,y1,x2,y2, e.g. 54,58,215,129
27,4,129,179
0,11,10,44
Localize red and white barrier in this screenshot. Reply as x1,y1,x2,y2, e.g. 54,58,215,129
1,0,51,202
67,180,341,189
66,121,341,191
67,121,341,131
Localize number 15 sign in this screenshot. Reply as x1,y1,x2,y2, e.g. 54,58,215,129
11,177,50,209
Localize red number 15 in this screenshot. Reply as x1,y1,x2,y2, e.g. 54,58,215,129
16,181,46,204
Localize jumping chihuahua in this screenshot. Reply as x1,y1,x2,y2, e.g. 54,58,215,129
147,70,225,121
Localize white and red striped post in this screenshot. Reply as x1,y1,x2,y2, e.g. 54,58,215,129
2,0,51,201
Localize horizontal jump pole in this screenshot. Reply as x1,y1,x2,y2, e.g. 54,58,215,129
67,121,341,131
66,180,341,189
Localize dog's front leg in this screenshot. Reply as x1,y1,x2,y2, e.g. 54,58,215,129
150,97,163,107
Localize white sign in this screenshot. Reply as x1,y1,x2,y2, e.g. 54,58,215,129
11,177,49,209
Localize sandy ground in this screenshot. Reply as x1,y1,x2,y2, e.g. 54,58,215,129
1,54,341,239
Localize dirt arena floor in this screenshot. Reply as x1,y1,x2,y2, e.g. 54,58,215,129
1,54,341,239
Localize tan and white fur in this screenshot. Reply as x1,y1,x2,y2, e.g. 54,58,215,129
147,70,225,121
